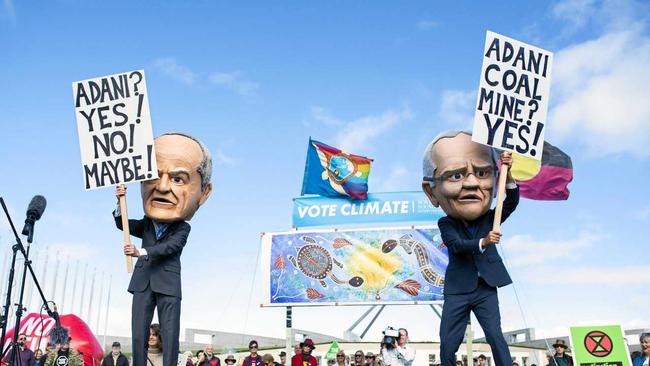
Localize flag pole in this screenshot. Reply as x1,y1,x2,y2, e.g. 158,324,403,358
492,164,510,232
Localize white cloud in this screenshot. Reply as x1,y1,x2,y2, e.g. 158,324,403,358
152,58,196,85
548,1,650,157
438,89,475,128
527,265,650,285
213,148,238,166
502,232,599,267
416,20,438,31
209,71,259,96
552,0,597,35
310,106,412,152
310,106,344,127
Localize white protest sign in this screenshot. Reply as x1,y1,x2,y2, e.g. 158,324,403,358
472,31,553,160
73,70,158,190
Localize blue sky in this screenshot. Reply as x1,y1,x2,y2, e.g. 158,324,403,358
1,0,649,347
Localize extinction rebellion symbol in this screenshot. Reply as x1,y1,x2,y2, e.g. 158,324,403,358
584,330,613,357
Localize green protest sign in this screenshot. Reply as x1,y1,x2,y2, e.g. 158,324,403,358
325,341,341,360
569,325,631,366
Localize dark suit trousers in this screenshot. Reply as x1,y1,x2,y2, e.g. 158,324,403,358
132,284,181,366
440,279,511,366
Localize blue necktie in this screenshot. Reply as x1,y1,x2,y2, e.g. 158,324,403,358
155,223,168,240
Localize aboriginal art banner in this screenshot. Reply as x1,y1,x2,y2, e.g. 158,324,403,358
261,226,447,306
293,191,445,228
569,325,631,366
301,138,373,200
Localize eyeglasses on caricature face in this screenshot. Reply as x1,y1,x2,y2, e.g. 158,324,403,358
426,165,495,184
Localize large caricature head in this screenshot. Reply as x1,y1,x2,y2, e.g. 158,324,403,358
422,131,497,221
142,132,212,222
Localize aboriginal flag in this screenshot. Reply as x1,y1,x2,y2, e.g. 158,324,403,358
510,141,573,200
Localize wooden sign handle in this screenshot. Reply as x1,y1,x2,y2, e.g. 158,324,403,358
492,163,510,232
119,195,134,273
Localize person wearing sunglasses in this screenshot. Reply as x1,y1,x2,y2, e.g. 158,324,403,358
334,351,347,366
353,351,365,366
3,333,34,366
242,341,262,366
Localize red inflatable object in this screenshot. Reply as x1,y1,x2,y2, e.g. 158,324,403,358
2,313,103,366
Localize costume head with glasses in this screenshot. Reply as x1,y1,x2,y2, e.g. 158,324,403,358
422,130,498,221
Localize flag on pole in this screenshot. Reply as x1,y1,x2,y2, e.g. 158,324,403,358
510,141,573,200
301,138,373,200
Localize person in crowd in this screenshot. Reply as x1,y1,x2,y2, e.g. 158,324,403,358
335,351,347,366
43,337,83,366
456,362,463,366
512,362,519,366
262,354,281,366
44,343,56,359
278,352,286,366
32,349,44,366
364,353,375,366
547,339,573,366
101,342,129,366
224,355,237,366
205,345,221,366
196,351,211,366
327,360,335,366
353,351,365,366
380,333,403,366
396,329,415,366
293,345,301,356
291,339,317,366
477,355,487,366
242,341,262,366
4,333,34,366
632,333,650,366
184,351,194,366
146,324,163,366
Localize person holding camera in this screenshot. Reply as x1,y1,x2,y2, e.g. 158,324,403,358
380,328,406,366
396,329,415,366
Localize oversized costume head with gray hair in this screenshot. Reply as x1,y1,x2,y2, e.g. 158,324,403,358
141,132,213,222
421,130,498,221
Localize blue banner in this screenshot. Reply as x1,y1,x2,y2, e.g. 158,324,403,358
261,226,447,306
292,191,444,228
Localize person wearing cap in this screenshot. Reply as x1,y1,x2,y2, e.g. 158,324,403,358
242,341,262,366
101,342,129,366
364,353,375,366
278,352,286,366
547,339,573,366
632,333,650,366
224,355,237,366
291,339,317,366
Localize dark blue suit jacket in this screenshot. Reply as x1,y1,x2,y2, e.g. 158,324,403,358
115,215,190,299
438,187,519,295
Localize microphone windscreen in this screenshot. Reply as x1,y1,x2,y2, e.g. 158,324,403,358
48,325,69,345
26,195,47,219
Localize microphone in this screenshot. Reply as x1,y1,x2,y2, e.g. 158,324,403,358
21,195,47,243
46,303,69,345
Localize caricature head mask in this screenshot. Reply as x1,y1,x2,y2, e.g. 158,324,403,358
142,133,212,222
422,131,497,221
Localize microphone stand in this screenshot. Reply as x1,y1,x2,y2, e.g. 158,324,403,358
0,197,60,366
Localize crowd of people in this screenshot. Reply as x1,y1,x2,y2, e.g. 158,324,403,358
3,328,648,366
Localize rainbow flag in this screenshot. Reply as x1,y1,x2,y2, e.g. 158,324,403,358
301,138,373,200
510,141,573,200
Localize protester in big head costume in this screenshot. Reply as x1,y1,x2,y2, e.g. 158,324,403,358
422,131,518,366
114,133,212,366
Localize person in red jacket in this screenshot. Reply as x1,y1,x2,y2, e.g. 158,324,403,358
291,339,317,366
